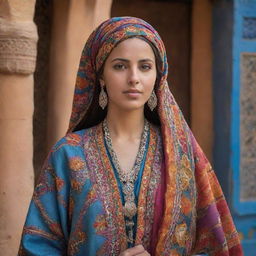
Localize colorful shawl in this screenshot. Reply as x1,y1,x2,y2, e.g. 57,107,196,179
67,17,242,255
19,17,243,255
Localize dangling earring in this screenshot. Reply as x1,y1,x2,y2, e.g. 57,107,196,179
147,90,157,111
99,82,108,110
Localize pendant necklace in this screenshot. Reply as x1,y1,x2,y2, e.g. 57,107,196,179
103,119,149,245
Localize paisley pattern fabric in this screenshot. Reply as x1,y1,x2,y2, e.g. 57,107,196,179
19,124,163,256
19,17,243,255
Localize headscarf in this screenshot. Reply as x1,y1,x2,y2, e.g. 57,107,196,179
67,17,242,255
68,16,167,132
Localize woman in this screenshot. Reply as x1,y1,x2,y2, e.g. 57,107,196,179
18,17,243,255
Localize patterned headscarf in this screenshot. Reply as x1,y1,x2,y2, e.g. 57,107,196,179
68,16,167,132
68,17,241,255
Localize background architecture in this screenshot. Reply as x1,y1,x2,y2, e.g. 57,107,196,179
0,0,255,255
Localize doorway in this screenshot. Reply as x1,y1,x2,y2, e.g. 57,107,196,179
111,0,191,124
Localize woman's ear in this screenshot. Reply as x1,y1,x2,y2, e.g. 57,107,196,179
99,78,105,87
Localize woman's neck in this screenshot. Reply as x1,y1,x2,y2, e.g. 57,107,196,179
106,107,145,140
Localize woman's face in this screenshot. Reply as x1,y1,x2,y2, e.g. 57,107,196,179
101,38,157,112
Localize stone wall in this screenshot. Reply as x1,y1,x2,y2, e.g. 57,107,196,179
0,1,37,254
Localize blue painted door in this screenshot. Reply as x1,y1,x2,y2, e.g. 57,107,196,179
213,0,256,255
232,0,256,254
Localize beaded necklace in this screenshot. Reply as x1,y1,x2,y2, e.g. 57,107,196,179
103,119,149,244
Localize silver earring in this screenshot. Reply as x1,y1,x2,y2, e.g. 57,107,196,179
99,85,108,110
147,90,157,111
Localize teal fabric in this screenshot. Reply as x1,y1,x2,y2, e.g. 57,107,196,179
20,129,106,255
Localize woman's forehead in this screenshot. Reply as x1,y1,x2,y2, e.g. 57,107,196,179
107,38,155,60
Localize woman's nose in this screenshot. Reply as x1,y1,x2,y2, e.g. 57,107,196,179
128,67,139,85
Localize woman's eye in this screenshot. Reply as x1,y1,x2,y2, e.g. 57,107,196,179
113,63,126,70
141,64,152,70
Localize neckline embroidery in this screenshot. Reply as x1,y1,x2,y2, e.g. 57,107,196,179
84,123,197,255
103,119,150,245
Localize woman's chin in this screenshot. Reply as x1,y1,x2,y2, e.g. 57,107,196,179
110,103,145,112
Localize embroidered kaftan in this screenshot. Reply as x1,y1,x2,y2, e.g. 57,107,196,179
19,124,164,256
19,123,242,255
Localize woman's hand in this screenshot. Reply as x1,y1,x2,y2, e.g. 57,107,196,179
119,245,150,256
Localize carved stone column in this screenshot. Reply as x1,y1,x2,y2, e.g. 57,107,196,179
191,0,213,161
0,1,37,255
47,0,112,148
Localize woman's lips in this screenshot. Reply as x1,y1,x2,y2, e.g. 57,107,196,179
123,89,142,98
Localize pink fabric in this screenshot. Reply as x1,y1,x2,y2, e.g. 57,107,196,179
150,161,165,255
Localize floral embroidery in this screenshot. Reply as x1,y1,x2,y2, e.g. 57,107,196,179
23,226,60,241
136,125,157,245
65,133,83,146
69,231,87,256
71,180,82,191
141,126,163,249
69,157,86,171
169,249,181,256
68,183,98,256
94,214,108,234
175,223,188,247
56,177,65,191
181,195,192,216
85,126,127,255
179,155,193,191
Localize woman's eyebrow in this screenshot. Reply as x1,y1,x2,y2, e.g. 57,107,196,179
139,58,154,63
111,58,129,63
111,58,154,63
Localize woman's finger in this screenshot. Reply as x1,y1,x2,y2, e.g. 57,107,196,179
119,245,145,256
